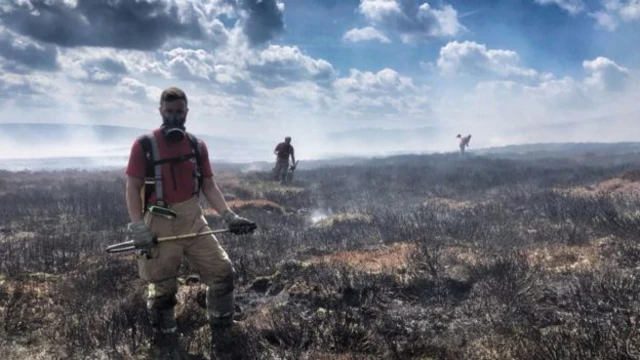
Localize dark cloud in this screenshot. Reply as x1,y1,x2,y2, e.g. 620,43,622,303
359,0,464,42
78,57,130,85
0,0,208,50
98,58,129,75
309,0,360,9
228,0,285,46
0,30,58,71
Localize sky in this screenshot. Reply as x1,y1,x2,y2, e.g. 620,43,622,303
0,0,639,161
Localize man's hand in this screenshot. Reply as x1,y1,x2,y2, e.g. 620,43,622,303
222,210,257,235
128,220,155,249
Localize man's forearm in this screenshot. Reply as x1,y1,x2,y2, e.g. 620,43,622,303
203,179,231,215
126,180,143,222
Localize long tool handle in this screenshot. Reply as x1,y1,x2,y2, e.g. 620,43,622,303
105,229,230,254
156,229,230,242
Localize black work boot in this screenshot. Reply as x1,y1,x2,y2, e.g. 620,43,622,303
209,316,248,360
148,302,187,360
150,329,187,360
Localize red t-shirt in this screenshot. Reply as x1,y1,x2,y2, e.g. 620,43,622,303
125,128,214,205
274,142,293,159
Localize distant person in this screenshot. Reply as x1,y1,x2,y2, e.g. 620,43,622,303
273,136,295,183
124,86,256,359
457,134,471,157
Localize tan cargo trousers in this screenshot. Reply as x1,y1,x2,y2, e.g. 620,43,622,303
137,196,236,322
274,158,289,181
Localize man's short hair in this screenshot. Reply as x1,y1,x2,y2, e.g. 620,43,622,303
160,87,188,105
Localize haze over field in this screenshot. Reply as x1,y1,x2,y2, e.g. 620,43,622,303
0,0,639,166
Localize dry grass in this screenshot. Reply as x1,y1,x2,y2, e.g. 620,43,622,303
312,213,373,229
203,199,285,216
0,275,55,300
441,246,482,267
465,334,515,360
560,172,640,197
215,173,243,188
422,197,473,210
619,169,640,182
4,158,640,359
251,181,306,194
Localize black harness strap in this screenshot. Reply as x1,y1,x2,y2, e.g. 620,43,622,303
139,132,204,211
188,133,204,197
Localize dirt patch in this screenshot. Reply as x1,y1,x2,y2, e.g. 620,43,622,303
3,232,36,242
526,244,603,273
304,242,415,272
228,199,285,214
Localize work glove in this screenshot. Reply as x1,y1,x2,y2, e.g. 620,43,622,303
222,210,257,235
128,220,155,249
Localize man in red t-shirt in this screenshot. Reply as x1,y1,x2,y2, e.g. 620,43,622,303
273,136,295,182
124,86,255,359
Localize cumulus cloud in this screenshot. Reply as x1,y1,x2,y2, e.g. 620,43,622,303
437,41,538,78
0,28,58,71
605,0,640,21
164,48,217,82
358,0,464,43
116,77,162,104
334,68,416,95
161,46,255,94
246,45,335,87
591,10,619,30
154,43,334,92
343,27,391,43
331,68,428,122
0,69,60,109
0,0,228,50
583,56,630,91
592,0,640,30
534,0,586,14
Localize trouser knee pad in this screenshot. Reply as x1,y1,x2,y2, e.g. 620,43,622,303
206,274,235,321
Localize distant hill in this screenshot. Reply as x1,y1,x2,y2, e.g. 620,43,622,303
328,126,442,143
473,142,640,161
0,122,270,163
3,122,640,171
0,123,243,149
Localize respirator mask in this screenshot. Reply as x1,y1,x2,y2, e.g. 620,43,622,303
161,113,186,142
